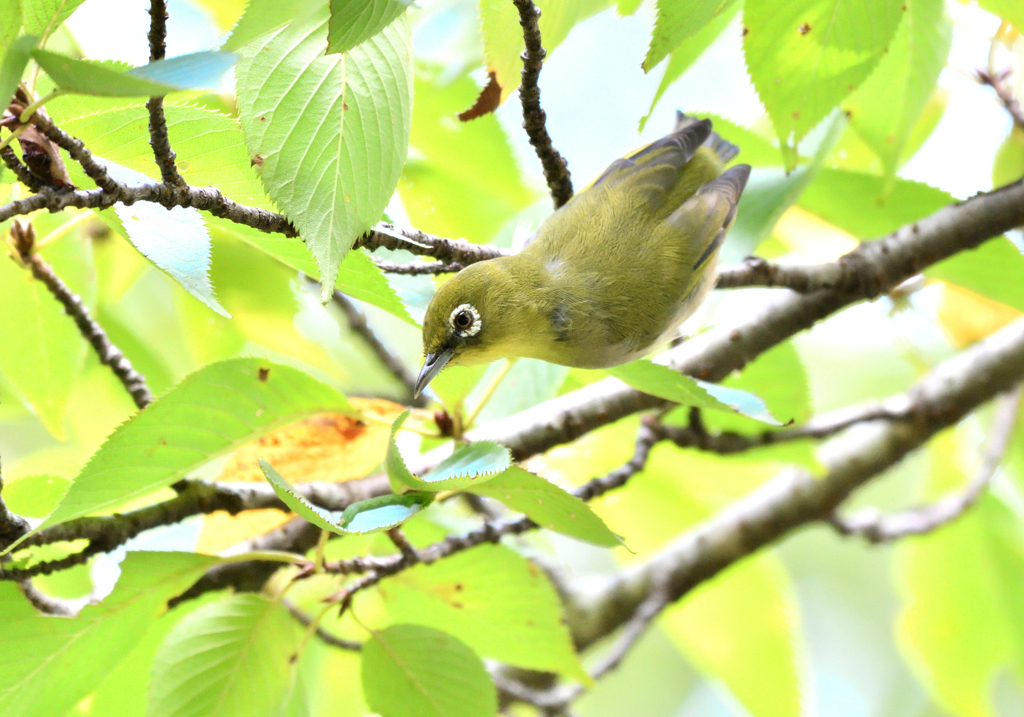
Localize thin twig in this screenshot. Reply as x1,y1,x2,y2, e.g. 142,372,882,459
0,458,29,553
979,69,1024,130
146,0,185,187
373,258,463,275
0,180,296,234
829,384,1023,543
329,288,423,405
24,252,152,409
17,580,77,616
283,599,362,651
356,223,505,265
565,314,1024,654
0,144,47,191
27,111,121,193
655,401,907,454
511,0,573,208
386,527,420,563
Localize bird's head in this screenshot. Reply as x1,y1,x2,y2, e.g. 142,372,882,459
416,260,520,397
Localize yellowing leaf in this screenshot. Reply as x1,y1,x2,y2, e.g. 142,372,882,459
196,398,403,553
936,283,1021,349
773,205,859,259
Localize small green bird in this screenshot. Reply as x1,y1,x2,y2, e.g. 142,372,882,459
415,114,751,397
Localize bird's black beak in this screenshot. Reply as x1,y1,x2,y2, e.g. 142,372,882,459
414,348,454,398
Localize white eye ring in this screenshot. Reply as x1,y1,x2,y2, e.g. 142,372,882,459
450,304,482,337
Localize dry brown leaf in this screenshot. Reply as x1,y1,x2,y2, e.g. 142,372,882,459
458,70,502,122
196,397,405,554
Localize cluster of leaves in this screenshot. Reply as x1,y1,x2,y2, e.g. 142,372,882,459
0,0,1023,716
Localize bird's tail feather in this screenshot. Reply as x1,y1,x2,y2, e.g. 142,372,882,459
674,110,740,164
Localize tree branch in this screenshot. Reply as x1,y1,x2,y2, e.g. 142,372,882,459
979,69,1024,131
282,599,362,651
460,179,1024,462
146,0,186,188
830,384,1023,543
373,258,463,275
329,289,423,405
0,461,29,553
356,223,506,264
511,0,573,208
25,251,153,409
562,313,1024,654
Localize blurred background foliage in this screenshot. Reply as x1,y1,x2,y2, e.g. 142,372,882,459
1,0,1024,715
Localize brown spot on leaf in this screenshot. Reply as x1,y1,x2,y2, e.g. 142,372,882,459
258,367,270,382
259,116,266,122
798,22,811,34
451,601,464,609
251,154,264,167
343,102,349,111
792,111,800,120
742,26,749,36
454,582,464,592
458,70,502,122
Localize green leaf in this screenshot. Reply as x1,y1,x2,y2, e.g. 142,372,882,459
928,237,1024,313
976,0,1024,31
21,0,83,40
743,0,904,149
148,594,301,717
0,551,219,717
340,492,434,533
799,167,948,238
399,63,537,243
842,0,952,178
261,459,433,533
235,2,413,299
259,459,349,533
3,359,357,554
477,0,612,105
606,360,781,424
104,161,230,317
644,0,738,71
362,624,497,717
469,466,620,546
378,544,589,681
327,0,408,56
33,50,233,97
223,0,310,52
0,473,69,518
798,169,1024,311
50,98,271,208
0,233,90,439
387,410,512,492
664,553,805,717
993,125,1024,188
128,50,236,89
465,359,568,425
0,34,35,110
600,442,805,717
896,434,1024,716
640,8,740,131
0,0,22,54
336,249,416,325
724,113,843,259
429,364,488,409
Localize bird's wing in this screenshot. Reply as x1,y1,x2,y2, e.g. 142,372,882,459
585,119,714,211
666,163,752,270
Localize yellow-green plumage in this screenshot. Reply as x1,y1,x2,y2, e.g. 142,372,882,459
416,115,751,394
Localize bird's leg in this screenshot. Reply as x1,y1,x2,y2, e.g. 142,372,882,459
463,358,518,429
